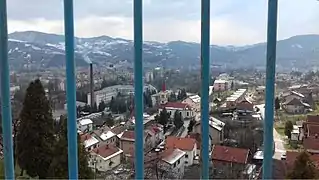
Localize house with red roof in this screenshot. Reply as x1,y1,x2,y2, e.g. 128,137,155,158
302,115,319,153
159,102,195,119
212,145,250,178
158,148,186,179
80,133,99,151
119,130,154,156
165,136,197,166
89,144,123,172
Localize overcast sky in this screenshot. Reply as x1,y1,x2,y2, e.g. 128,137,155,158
6,0,319,45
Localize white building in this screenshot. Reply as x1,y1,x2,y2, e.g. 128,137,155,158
88,84,157,106
77,119,93,132
160,148,186,179
99,130,118,146
89,144,123,172
145,71,154,82
182,95,201,112
64,101,86,110
152,90,171,106
213,79,229,92
80,133,99,151
165,136,197,166
159,102,195,119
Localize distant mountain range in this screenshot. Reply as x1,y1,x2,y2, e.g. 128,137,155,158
7,31,319,71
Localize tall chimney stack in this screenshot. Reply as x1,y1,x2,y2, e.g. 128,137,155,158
90,63,94,109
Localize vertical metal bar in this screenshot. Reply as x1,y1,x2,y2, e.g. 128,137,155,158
63,0,79,179
133,0,144,179
200,0,210,179
263,0,278,179
0,0,15,178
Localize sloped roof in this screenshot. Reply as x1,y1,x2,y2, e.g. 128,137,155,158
212,145,249,164
165,136,196,151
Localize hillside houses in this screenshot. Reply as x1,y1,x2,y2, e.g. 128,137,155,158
159,102,195,119
281,91,314,114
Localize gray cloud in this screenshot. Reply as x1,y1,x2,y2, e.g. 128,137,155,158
7,0,243,21
6,0,319,45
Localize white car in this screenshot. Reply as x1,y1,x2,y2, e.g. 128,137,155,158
281,152,286,160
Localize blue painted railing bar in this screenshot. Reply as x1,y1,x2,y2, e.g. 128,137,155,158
262,0,278,179
63,0,79,179
0,0,15,178
200,0,210,179
133,0,144,179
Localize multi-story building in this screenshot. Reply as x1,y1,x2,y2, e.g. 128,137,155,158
159,102,195,120
87,84,157,106
213,79,229,92
226,89,247,107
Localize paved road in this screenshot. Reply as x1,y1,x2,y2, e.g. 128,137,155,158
255,104,286,159
179,112,201,137
180,119,190,137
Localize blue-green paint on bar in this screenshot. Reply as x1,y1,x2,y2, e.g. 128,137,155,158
200,0,210,179
263,0,278,179
0,0,15,179
133,0,144,179
63,0,79,179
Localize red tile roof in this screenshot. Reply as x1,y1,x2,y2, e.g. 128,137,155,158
307,115,319,123
80,133,92,142
303,137,319,151
212,145,249,164
120,130,150,141
92,144,122,159
307,124,319,137
161,102,191,109
257,159,287,179
165,136,196,151
120,130,135,141
286,151,300,169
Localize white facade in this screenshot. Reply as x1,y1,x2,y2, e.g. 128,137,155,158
83,136,99,151
160,148,186,179
159,107,195,119
183,144,197,166
89,145,123,172
213,79,229,92
77,119,93,132
151,90,172,106
88,84,157,106
99,131,118,146
182,95,201,112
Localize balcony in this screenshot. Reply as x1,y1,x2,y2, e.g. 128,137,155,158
0,0,278,179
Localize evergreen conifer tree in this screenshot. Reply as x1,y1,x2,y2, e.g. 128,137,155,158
49,116,94,179
174,110,184,129
16,79,56,178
